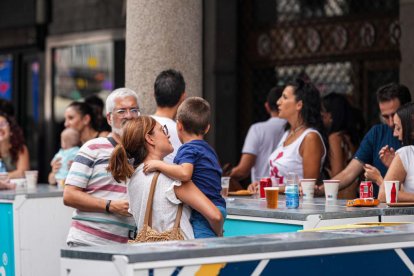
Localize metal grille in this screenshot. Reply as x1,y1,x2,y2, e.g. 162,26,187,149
276,62,354,96
239,0,400,140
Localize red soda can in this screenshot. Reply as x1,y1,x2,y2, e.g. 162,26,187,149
260,178,272,198
360,181,373,198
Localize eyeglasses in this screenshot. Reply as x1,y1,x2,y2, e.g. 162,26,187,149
0,121,9,128
146,124,169,138
113,108,140,118
162,124,169,136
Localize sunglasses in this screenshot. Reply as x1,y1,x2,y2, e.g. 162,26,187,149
162,124,169,136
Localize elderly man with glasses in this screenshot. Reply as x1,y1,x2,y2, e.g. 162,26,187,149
318,83,411,198
63,88,140,247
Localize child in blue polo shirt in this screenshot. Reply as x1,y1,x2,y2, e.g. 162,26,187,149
144,97,225,238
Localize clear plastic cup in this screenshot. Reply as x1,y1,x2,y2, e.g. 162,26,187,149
0,172,8,181
270,177,280,187
221,177,230,197
25,170,38,189
10,178,27,191
265,187,279,208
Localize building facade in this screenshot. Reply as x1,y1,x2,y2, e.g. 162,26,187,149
0,0,412,182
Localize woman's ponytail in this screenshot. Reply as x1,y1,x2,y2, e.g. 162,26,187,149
107,144,134,182
107,116,157,182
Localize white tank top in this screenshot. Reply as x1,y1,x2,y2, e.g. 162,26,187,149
269,128,326,184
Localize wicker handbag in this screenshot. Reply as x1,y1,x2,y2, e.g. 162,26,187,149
129,172,184,243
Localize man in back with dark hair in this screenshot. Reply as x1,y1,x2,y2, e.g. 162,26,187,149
152,69,186,163
376,83,412,106
318,83,412,198
230,86,286,183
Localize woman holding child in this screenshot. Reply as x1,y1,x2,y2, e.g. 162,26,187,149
143,97,226,238
108,115,223,240
49,101,110,184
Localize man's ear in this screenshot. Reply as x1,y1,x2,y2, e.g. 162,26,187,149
106,113,112,126
204,124,210,135
178,92,187,105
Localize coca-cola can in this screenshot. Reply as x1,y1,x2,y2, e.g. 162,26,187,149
260,178,272,198
360,181,373,198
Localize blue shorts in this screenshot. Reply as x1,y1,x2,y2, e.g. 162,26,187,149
191,206,227,238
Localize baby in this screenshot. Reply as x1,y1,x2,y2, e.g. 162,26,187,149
51,128,80,183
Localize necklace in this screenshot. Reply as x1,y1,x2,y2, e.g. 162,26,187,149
287,124,304,139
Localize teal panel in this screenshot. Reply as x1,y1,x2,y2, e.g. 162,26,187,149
224,218,302,236
0,203,14,276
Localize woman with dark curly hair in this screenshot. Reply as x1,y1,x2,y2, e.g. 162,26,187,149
248,79,327,193
0,112,30,182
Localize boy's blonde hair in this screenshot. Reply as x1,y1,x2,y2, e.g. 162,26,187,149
177,97,210,135
61,128,80,148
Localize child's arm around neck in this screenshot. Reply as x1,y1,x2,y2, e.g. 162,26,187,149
144,160,194,182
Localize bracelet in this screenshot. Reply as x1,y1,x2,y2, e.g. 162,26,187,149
105,200,112,214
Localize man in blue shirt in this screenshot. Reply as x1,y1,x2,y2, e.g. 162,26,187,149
319,83,411,197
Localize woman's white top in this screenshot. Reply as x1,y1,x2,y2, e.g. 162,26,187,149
269,128,326,183
396,146,414,193
127,164,194,239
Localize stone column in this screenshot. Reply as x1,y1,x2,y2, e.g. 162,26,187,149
125,0,202,114
400,0,414,96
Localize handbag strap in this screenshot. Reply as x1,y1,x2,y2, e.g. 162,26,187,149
143,172,184,230
143,172,160,227
173,204,183,229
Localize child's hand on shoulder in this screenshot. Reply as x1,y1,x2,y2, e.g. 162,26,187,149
143,160,163,174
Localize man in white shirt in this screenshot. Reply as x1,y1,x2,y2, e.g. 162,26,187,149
152,69,186,163
231,86,286,183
